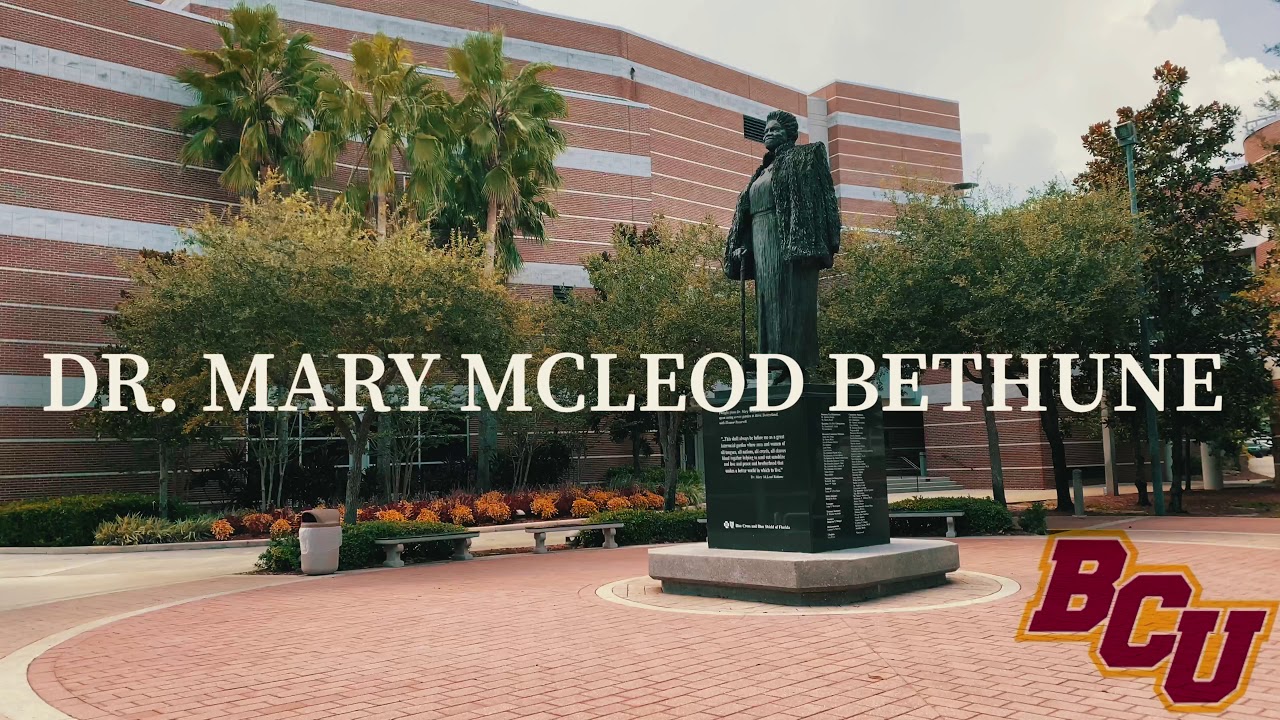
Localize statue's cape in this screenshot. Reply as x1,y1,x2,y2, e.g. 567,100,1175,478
724,142,842,281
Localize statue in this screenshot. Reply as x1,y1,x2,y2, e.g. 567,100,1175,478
724,110,841,381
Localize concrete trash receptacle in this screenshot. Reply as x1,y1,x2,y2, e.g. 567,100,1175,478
299,508,342,575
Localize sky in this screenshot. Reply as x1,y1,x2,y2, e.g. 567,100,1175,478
520,0,1280,197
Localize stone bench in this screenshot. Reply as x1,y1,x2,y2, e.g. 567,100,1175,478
889,511,965,538
526,522,624,553
375,532,480,567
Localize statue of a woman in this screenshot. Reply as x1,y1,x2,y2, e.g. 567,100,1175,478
724,109,842,378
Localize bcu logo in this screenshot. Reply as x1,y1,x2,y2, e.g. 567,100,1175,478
1017,531,1277,713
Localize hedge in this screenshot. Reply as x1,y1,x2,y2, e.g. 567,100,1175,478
576,508,707,547
888,496,1014,536
256,519,467,573
0,494,194,547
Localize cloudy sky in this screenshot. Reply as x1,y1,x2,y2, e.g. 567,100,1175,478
522,0,1280,196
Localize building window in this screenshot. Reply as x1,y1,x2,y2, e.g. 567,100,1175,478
743,115,765,143
552,285,573,302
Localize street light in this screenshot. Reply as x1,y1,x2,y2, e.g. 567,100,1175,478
1114,120,1166,516
951,182,978,207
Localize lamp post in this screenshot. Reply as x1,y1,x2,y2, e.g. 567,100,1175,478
951,181,978,207
1114,120,1165,516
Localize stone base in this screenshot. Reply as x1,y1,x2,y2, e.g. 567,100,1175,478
648,539,960,607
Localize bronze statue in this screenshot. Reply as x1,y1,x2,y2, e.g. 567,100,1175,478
724,109,842,378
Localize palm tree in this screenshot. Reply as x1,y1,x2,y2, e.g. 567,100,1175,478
445,30,568,274
442,31,568,491
305,33,448,236
176,2,328,193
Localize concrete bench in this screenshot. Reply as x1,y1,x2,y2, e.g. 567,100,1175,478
375,532,480,567
526,522,624,553
889,511,965,539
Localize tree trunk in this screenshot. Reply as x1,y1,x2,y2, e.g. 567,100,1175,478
1132,440,1151,507
975,362,1008,507
342,421,371,526
157,442,171,520
1038,364,1072,513
484,196,499,275
631,432,642,472
1168,432,1184,514
657,412,684,511
476,410,497,492
375,192,387,239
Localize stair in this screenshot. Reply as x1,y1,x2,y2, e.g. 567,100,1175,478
886,475,965,495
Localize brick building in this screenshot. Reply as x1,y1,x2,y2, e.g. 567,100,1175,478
0,0,1099,500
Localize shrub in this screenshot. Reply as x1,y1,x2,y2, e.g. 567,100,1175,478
449,504,474,526
415,509,441,523
630,492,663,510
375,509,407,523
606,497,632,511
337,520,466,571
270,518,294,538
0,494,188,547
531,495,558,520
242,512,274,534
1020,502,1049,535
571,499,598,518
256,535,301,572
888,497,1014,536
577,508,707,547
675,492,690,507
211,519,235,540
92,514,218,546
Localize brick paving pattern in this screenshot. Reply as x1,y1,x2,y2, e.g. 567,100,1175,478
6,536,1278,720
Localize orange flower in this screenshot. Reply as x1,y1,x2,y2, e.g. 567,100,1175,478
606,497,632,511
269,518,294,538
571,499,599,518
375,509,406,523
211,519,235,541
450,504,475,526
531,496,558,520
242,513,273,534
415,509,441,523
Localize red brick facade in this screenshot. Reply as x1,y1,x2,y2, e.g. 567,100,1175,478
0,0,1087,501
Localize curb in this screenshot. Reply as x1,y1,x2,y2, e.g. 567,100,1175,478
0,539,271,555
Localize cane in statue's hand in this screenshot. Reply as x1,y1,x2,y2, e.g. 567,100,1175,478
733,247,748,367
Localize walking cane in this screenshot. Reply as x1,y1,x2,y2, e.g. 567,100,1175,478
738,255,748,368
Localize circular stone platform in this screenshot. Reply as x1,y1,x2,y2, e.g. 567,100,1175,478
597,570,1018,615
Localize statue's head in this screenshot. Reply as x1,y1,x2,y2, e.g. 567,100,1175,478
763,110,799,152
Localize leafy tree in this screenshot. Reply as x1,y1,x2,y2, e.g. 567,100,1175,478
823,186,1142,511
306,33,449,236
115,180,519,524
1077,62,1278,512
823,190,1014,505
545,219,740,509
176,2,329,192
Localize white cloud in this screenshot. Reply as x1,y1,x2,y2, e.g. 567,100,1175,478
519,0,1273,195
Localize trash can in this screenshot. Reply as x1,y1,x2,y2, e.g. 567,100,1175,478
298,508,342,575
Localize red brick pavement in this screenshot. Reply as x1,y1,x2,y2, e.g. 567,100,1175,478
16,538,1280,720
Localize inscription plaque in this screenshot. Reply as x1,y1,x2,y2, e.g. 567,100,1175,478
702,384,889,553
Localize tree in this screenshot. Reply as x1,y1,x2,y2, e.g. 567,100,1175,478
177,2,329,192
1077,62,1278,513
306,33,449,237
545,219,740,509
117,180,519,524
823,186,1142,511
443,30,567,275
82,251,223,518
990,187,1144,511
823,190,1015,506
441,31,568,492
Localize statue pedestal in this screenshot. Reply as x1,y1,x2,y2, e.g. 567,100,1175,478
701,384,890,553
652,384,959,605
649,539,959,606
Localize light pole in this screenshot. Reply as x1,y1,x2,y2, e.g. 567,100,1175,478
1114,120,1165,516
951,181,978,207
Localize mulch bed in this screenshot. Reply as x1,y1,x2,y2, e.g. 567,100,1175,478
1010,481,1280,517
